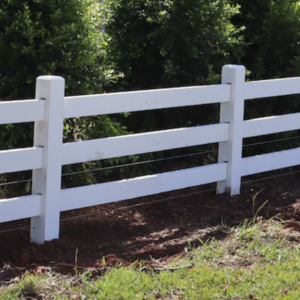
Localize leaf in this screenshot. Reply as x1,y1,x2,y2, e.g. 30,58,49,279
25,181,31,193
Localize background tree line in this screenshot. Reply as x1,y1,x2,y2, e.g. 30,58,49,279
1,0,300,192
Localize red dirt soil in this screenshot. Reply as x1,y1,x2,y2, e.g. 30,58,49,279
1,167,300,282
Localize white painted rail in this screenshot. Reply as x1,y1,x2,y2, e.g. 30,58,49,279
61,163,227,212
245,77,300,99
0,195,41,223
1,64,300,243
241,147,300,176
64,84,231,118
0,99,45,124
243,112,300,138
62,123,229,165
0,147,43,173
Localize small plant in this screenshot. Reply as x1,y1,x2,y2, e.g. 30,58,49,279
179,217,185,227
251,187,268,219
129,260,139,269
75,248,79,275
185,240,192,252
18,274,41,298
102,256,106,266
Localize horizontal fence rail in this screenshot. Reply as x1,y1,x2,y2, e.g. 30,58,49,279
243,112,300,138
1,64,300,243
0,195,41,223
62,124,229,165
64,84,231,118
0,99,45,124
241,147,300,176
245,77,300,99
0,147,43,173
60,163,227,212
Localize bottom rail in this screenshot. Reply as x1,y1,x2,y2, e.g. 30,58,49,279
60,163,227,212
241,147,300,176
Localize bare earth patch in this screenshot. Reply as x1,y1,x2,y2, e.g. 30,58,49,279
1,166,300,282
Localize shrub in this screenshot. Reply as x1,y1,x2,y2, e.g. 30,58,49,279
0,0,122,150
0,0,128,192
230,0,300,117
103,0,244,90
95,0,245,176
230,0,300,157
231,0,300,81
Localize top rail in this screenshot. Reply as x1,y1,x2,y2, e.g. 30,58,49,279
63,84,231,118
0,99,45,125
245,77,300,100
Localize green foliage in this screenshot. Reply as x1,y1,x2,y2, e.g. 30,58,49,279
231,0,300,81
103,0,244,90
0,0,121,150
230,0,300,118
0,0,130,192
0,0,114,99
101,0,244,133
230,0,300,156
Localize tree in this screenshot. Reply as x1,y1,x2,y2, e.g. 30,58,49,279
231,0,300,81
103,0,244,91
230,0,300,157
97,0,245,172
0,0,122,150
101,0,244,139
0,0,127,191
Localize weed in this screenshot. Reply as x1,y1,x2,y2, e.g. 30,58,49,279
179,217,185,226
251,187,267,219
19,274,39,296
74,248,79,275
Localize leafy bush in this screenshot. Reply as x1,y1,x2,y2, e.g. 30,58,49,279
103,0,244,90
230,0,300,117
231,0,300,81
0,0,122,150
230,0,300,156
101,0,245,133
0,0,129,192
0,0,113,99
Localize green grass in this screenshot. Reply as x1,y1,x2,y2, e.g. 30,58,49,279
1,218,300,299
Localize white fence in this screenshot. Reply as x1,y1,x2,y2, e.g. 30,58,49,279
1,64,300,243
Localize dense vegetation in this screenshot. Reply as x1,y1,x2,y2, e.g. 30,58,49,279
231,0,300,81
1,0,300,191
103,0,244,91
102,0,300,87
0,0,123,150
0,0,127,191
230,0,300,156
101,0,300,162
101,0,244,133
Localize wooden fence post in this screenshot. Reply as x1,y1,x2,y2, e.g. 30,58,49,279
30,76,65,244
217,65,245,196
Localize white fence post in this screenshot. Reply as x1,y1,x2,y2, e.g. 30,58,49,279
217,65,245,196
30,76,65,244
